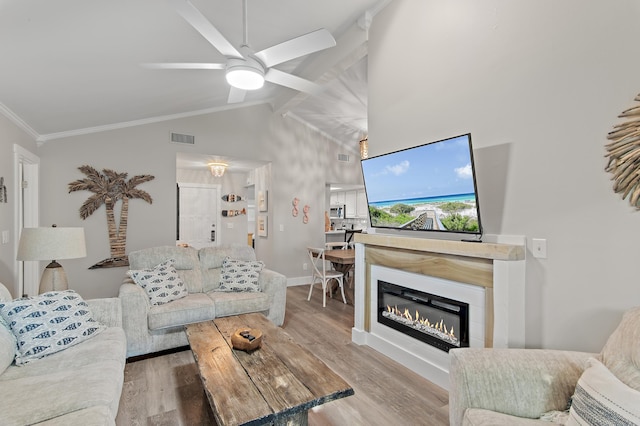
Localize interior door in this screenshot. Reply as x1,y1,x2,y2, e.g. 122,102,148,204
177,183,221,249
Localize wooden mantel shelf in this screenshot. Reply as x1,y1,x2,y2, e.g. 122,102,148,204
354,233,524,261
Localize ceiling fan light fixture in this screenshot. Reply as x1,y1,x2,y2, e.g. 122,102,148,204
225,59,265,91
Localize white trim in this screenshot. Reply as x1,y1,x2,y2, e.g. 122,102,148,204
1,103,39,141
13,145,40,297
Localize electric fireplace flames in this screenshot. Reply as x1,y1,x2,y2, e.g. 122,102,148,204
377,280,469,352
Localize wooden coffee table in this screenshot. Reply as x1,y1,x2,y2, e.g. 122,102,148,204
185,313,354,425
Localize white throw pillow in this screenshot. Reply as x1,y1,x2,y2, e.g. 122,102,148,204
0,314,16,373
0,290,105,365
567,357,640,425
128,259,188,305
217,257,264,292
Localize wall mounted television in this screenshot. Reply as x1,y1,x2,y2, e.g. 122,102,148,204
360,133,483,239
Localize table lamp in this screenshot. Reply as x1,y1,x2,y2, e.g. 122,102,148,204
17,225,87,294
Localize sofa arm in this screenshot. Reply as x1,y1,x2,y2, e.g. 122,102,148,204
119,280,152,355
86,297,122,328
449,348,596,426
259,268,287,326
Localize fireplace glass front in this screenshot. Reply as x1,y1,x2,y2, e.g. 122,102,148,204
377,280,469,352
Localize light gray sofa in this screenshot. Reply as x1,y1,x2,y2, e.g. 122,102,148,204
449,306,640,425
0,282,126,426
119,244,287,358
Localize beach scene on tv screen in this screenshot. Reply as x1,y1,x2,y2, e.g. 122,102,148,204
361,135,480,233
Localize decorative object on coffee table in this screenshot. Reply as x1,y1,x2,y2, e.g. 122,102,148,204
231,327,262,351
68,165,154,269
605,92,640,209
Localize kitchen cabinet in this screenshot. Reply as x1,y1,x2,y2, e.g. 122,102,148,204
345,191,357,217
330,188,367,219
356,189,368,218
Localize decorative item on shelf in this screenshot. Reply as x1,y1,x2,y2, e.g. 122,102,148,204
605,93,640,209
209,162,228,178
0,176,6,203
359,136,369,159
325,211,331,231
258,190,268,211
222,194,242,202
17,225,87,294
292,197,299,217
222,208,246,217
231,327,263,352
257,215,267,236
69,165,154,269
303,204,310,224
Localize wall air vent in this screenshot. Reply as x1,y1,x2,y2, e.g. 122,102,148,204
170,132,195,145
337,153,350,162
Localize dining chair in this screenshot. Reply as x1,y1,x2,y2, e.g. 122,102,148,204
307,247,346,307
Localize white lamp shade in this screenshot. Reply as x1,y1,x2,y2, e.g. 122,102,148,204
17,227,87,261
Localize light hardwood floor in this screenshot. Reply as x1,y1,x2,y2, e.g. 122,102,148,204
116,285,450,426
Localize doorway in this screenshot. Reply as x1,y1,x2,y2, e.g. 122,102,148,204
177,183,221,249
13,145,40,297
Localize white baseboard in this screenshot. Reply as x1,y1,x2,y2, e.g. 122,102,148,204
287,276,312,287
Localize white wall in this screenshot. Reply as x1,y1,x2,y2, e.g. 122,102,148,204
369,0,640,352
36,104,363,299
0,115,38,297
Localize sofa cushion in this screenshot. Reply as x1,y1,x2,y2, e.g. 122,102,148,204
147,293,216,330
567,357,640,425
208,291,271,318
0,290,105,365
128,259,188,305
600,306,640,391
463,408,556,425
129,246,203,293
199,245,257,292
217,257,264,292
0,326,125,426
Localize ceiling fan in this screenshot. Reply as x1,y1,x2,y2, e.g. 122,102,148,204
147,0,336,103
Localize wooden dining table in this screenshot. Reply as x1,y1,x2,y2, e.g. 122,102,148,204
323,249,355,305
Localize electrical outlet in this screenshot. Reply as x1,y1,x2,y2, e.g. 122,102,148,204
226,223,234,229
303,263,308,271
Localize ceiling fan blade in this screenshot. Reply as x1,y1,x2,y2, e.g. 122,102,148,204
142,62,225,70
254,28,336,68
265,68,323,95
227,87,247,104
169,0,243,59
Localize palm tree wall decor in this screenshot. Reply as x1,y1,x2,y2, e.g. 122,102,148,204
68,165,155,268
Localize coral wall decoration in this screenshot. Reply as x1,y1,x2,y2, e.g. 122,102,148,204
605,93,640,209
68,165,155,268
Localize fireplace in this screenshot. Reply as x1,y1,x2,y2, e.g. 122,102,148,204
377,280,470,353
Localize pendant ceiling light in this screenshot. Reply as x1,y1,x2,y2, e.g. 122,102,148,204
209,162,228,177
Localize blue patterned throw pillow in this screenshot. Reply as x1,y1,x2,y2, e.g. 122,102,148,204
127,259,188,305
0,290,105,365
217,257,264,292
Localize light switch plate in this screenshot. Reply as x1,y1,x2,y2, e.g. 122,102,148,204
532,238,547,259
1,230,9,244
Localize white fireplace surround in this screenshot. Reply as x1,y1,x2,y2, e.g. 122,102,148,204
352,233,526,390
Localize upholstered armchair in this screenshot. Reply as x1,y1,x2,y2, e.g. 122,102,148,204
449,307,640,425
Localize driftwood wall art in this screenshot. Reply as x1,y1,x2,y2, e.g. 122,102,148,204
68,165,155,269
605,93,640,209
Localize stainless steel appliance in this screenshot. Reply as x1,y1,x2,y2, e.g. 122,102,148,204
329,205,345,219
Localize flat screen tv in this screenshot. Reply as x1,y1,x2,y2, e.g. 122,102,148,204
360,133,482,238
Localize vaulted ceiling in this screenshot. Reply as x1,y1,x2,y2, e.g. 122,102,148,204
0,0,389,149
